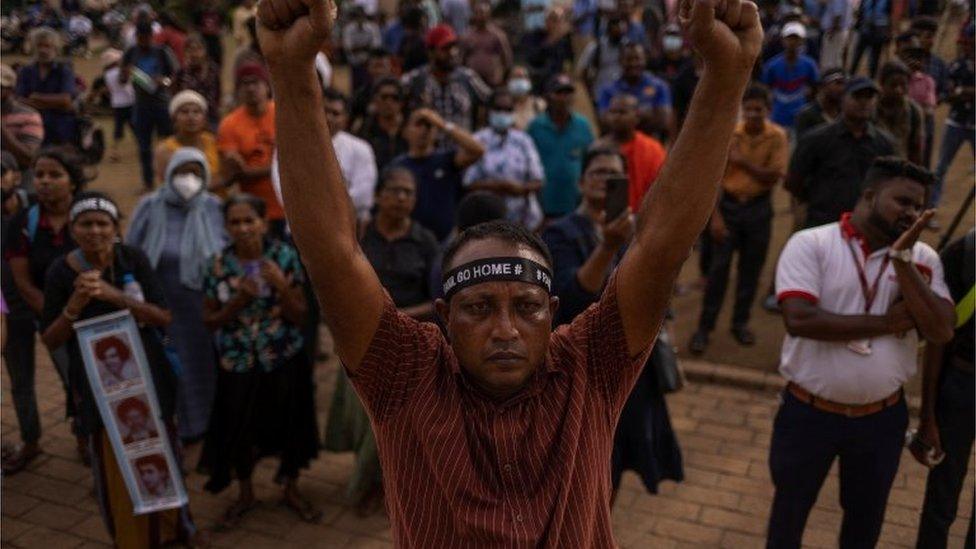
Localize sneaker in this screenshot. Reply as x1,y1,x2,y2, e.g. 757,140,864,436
688,330,709,355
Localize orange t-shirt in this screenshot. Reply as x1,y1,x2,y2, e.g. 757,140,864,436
217,102,283,220
619,131,667,210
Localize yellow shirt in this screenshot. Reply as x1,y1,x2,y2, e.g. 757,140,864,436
722,120,788,200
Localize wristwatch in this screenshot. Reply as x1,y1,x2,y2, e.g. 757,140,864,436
887,248,913,262
443,122,456,133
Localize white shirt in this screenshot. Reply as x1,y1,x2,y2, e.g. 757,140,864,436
775,217,951,404
270,131,377,221
104,66,135,108
315,53,333,90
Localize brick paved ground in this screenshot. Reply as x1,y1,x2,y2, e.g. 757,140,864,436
2,343,973,548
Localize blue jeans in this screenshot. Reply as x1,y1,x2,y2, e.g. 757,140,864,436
132,101,172,188
932,124,975,208
767,391,908,548
916,366,975,549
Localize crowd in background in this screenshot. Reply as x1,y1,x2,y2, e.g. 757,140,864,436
0,0,973,545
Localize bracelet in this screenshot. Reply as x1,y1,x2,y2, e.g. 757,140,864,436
62,308,79,321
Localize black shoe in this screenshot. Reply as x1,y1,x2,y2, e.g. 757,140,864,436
688,331,709,355
731,325,756,346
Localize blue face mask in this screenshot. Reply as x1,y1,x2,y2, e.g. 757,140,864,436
489,110,514,131
508,77,532,96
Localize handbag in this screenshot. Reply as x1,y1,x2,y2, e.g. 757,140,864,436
651,329,685,394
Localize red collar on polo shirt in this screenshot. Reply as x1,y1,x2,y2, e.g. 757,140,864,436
839,212,872,257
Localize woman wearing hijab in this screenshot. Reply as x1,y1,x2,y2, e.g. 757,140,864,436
127,148,225,442
40,191,201,548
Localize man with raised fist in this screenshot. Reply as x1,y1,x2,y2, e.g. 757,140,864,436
256,0,762,544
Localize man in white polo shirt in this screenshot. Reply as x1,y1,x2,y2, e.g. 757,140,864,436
768,156,955,548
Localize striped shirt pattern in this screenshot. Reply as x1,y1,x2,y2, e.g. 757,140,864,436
2,100,45,148
350,275,651,547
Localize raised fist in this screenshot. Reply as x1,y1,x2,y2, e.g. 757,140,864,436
679,0,763,80
256,0,337,71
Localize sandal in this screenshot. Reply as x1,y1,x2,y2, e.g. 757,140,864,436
281,494,323,523
1,444,41,475
216,498,258,531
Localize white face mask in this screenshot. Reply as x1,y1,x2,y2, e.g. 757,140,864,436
171,173,203,200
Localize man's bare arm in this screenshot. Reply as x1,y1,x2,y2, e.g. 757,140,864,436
257,0,386,371
615,0,763,356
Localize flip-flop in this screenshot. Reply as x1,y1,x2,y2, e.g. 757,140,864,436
281,495,323,523
216,499,258,531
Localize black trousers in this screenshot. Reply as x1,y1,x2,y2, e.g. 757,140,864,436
2,316,42,444
698,195,772,332
767,391,908,548
917,365,975,549
850,25,890,79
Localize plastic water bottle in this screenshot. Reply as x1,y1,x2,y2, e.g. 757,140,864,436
122,273,145,303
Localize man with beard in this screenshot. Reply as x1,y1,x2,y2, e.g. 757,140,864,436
402,23,491,141
593,94,667,212
257,0,762,543
769,156,954,547
786,77,895,229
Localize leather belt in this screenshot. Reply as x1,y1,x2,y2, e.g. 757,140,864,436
787,382,902,418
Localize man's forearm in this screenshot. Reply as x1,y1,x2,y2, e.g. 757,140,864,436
28,93,73,111
783,308,895,341
892,261,954,343
919,342,944,420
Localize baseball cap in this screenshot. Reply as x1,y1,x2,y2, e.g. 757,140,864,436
782,22,806,39
425,24,458,49
546,73,575,93
0,64,15,88
845,76,880,95
821,68,847,84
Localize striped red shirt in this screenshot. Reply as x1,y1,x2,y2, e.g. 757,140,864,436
350,275,651,547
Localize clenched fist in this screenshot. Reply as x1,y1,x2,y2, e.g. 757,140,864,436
256,0,337,71
679,0,763,81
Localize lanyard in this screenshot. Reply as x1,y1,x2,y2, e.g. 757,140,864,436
845,240,890,313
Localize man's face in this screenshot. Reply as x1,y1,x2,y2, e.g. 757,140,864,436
376,171,416,219
863,177,926,241
239,77,269,107
174,104,205,134
186,39,207,65
373,84,403,117
607,96,638,136
782,34,802,54
367,55,393,80
404,111,436,149
547,87,573,111
435,240,558,399
324,98,348,134
35,37,56,63
471,3,490,26
122,407,148,432
138,464,167,494
431,43,459,71
823,78,847,101
842,89,877,122
916,29,935,52
621,47,645,79
880,73,909,101
742,98,769,129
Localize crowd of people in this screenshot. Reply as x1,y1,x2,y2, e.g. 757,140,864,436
0,0,973,546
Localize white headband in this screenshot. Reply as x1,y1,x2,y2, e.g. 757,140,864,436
70,197,119,222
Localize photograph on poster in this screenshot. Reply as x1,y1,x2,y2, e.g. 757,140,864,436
112,395,160,446
91,332,142,392
131,453,177,500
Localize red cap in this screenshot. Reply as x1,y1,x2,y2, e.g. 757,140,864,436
425,24,458,49
235,62,270,87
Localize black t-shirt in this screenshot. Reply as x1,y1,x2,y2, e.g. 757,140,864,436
3,205,76,290
947,57,975,129
361,221,439,308
41,244,177,435
391,150,464,241
940,231,974,365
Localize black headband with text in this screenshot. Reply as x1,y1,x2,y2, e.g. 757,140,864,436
442,257,552,300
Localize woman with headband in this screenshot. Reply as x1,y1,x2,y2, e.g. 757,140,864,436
3,146,85,474
128,147,225,442
39,191,202,548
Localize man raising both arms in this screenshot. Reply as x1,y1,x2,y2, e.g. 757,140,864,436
257,0,762,545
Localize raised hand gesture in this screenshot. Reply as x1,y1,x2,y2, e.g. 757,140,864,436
256,0,338,71
679,0,763,82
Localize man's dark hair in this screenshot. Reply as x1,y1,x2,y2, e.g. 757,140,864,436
879,60,911,83
442,220,553,273
863,156,935,190
35,145,91,193
742,83,772,107
368,47,391,59
910,16,939,33
620,41,646,57
375,166,415,193
322,87,350,111
456,191,507,231
582,146,627,174
222,192,267,218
